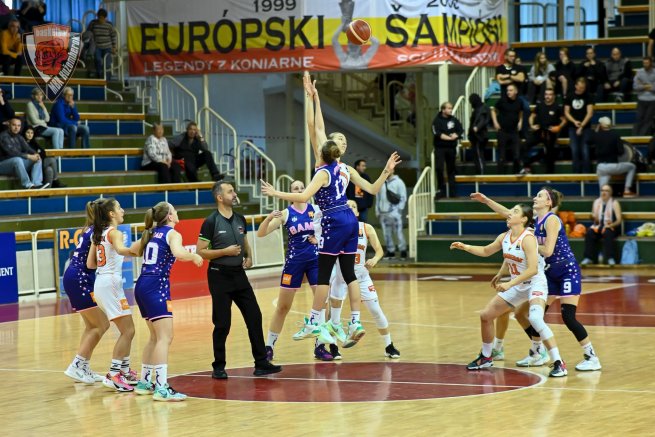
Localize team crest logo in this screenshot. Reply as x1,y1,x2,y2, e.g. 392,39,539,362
23,24,82,101
308,211,314,218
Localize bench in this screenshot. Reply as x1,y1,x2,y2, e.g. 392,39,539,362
512,36,649,49
459,135,652,148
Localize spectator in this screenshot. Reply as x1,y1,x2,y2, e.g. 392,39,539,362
376,167,407,260
491,83,524,174
18,1,46,32
87,8,117,81
141,123,181,184
23,125,65,188
345,159,373,222
632,56,655,136
25,88,64,149
496,49,530,133
581,184,622,266
588,117,637,197
0,3,14,30
0,118,47,189
468,93,490,175
578,47,608,102
50,87,90,149
553,47,577,98
0,18,23,76
527,52,555,103
564,77,594,173
0,88,15,132
169,121,224,182
524,88,566,174
432,101,463,198
648,27,655,59
603,47,633,103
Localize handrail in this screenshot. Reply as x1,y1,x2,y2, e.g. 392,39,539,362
236,140,277,214
274,174,295,211
66,18,84,33
196,106,238,179
408,165,433,259
157,75,198,133
384,79,415,135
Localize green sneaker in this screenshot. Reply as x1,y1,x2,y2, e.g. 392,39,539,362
153,384,187,402
326,320,347,344
134,380,155,395
292,317,320,341
491,348,505,361
343,321,365,348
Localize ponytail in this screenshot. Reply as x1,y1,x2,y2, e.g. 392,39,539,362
139,202,171,255
84,199,100,230
91,198,117,244
320,140,341,164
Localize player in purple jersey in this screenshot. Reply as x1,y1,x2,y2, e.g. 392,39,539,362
471,188,601,371
63,199,111,385
132,202,204,401
257,180,335,361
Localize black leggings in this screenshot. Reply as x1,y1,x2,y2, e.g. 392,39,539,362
317,253,357,285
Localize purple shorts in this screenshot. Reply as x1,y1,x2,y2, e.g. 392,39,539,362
134,275,172,321
546,258,582,296
318,207,358,255
63,266,97,312
280,258,318,289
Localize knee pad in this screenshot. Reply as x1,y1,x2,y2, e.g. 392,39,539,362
528,305,554,341
337,254,357,285
561,303,588,341
524,326,539,339
364,299,388,329
317,254,337,285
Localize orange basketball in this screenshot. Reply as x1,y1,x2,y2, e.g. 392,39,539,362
346,19,371,45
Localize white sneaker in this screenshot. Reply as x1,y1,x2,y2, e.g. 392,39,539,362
316,324,336,345
491,347,505,361
575,354,602,371
516,348,550,367
326,320,347,343
607,258,616,266
292,317,319,341
580,258,593,266
65,364,95,384
85,367,103,382
343,321,365,348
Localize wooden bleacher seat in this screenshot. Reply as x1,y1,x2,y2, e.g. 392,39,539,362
617,5,649,14
0,76,106,86
512,36,649,49
47,148,143,157
460,135,652,148
14,111,145,121
427,212,655,221
454,173,655,183
0,182,215,198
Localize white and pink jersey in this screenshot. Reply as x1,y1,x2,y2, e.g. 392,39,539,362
502,228,545,282
96,226,124,275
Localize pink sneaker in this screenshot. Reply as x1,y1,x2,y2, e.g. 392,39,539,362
121,369,139,385
102,373,135,392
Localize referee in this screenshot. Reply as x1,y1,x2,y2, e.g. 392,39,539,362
197,181,281,379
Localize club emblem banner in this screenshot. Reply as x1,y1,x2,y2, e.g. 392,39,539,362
126,0,507,75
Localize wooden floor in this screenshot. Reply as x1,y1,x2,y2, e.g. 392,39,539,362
2,265,655,436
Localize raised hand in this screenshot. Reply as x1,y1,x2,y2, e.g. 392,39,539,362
260,179,277,197
450,241,466,251
303,72,317,98
470,192,488,204
385,152,402,172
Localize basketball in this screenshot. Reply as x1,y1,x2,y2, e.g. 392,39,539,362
346,19,371,45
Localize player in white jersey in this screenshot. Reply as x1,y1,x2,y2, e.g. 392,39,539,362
87,198,140,392
328,200,400,359
450,204,568,377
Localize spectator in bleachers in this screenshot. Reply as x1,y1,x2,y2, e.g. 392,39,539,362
581,184,622,266
169,121,224,183
0,118,47,189
26,88,64,149
88,8,117,81
603,48,633,103
553,47,577,98
23,125,65,188
495,49,526,96
50,87,90,149
141,123,181,184
491,83,523,174
18,1,46,32
588,117,636,198
648,27,655,59
468,93,490,175
524,88,566,175
578,47,608,102
632,56,655,136
0,88,15,132
432,101,463,198
0,3,15,29
527,52,555,104
345,159,373,222
564,77,594,173
0,18,23,76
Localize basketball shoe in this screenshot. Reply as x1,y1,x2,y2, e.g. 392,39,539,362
102,373,134,392
575,354,602,371
467,353,493,370
329,343,342,360
516,347,550,367
326,320,347,343
265,346,274,362
385,343,400,358
64,363,95,384
314,344,334,361
153,384,187,402
549,360,568,377
343,321,365,348
491,347,505,361
84,366,104,382
135,381,155,395
122,369,139,385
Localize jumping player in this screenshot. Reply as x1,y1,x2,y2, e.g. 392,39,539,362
132,202,204,401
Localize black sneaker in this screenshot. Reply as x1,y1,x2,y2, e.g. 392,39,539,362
385,343,400,358
212,369,228,379
549,360,568,377
400,251,407,260
253,361,282,376
329,343,342,360
384,251,395,259
467,353,492,370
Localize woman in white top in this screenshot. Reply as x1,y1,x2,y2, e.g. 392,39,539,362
87,198,139,392
141,123,182,184
527,52,555,103
25,87,64,149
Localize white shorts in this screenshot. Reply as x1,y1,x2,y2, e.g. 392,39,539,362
94,273,131,320
498,273,548,307
329,264,377,302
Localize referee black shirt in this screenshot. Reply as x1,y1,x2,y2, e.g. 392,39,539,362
199,210,247,267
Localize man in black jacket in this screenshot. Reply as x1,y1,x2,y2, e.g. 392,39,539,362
491,84,524,174
0,118,48,189
432,101,464,198
468,93,490,174
524,88,567,174
169,121,224,182
346,159,373,222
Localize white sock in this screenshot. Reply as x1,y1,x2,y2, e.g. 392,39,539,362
493,338,504,350
482,342,493,358
71,354,87,369
582,342,596,357
350,311,361,324
531,340,543,354
154,364,168,389
382,334,392,347
109,359,122,376
308,309,321,325
266,331,279,348
331,306,342,324
120,356,131,374
549,346,561,362
141,364,154,383
319,309,326,324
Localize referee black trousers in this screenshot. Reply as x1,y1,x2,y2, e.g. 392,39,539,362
208,267,267,371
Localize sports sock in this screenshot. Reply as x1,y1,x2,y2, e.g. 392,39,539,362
266,331,279,348
482,342,493,358
493,338,504,350
154,364,168,389
548,347,562,363
330,306,342,324
120,356,131,375
319,309,326,324
350,311,361,324
140,364,154,383
71,354,87,369
531,340,543,354
308,309,321,325
109,359,122,376
582,342,596,357
382,334,392,347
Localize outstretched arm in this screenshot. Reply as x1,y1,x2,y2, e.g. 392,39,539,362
303,72,321,164
450,233,503,257
169,231,204,266
261,171,328,203
470,192,511,217
348,152,402,195
257,210,286,237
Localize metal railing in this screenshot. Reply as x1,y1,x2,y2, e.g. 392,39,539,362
157,75,198,133
274,174,295,211
408,165,434,260
196,106,238,179
236,140,277,213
